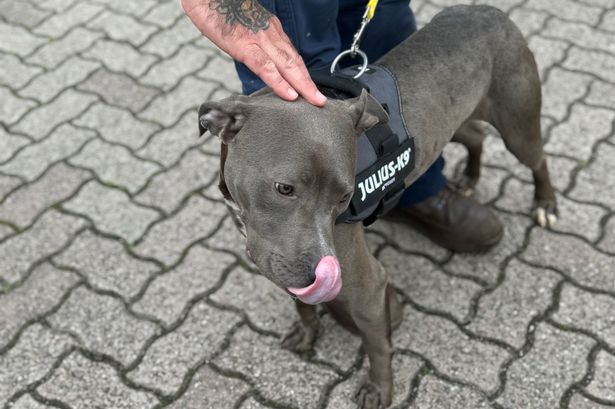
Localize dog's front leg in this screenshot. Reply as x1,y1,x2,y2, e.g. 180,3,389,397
351,267,393,409
281,300,320,352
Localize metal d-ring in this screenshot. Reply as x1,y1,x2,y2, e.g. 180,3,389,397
330,49,369,79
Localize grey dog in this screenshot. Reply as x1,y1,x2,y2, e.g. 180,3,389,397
198,5,557,408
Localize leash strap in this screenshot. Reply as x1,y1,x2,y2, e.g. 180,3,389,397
330,0,380,78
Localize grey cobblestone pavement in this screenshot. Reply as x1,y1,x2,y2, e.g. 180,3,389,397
1,0,614,408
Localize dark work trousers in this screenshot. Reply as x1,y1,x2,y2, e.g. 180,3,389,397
234,0,447,206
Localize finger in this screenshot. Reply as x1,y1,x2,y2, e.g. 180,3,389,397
268,42,326,106
240,45,299,101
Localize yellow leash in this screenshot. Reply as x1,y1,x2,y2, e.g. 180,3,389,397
331,0,380,78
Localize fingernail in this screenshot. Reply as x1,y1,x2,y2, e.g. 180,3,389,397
288,88,299,99
315,90,327,105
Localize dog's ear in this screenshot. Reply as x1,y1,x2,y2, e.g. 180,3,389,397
346,89,389,134
198,95,249,144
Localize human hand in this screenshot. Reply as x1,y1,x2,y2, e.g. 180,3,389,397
181,0,327,106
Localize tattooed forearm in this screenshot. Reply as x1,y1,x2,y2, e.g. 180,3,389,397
209,0,273,33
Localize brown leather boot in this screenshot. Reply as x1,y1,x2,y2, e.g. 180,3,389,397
384,185,503,253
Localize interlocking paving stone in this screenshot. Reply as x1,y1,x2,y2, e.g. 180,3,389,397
0,22,47,57
73,102,160,150
38,0,77,13
587,80,615,110
34,2,104,38
132,195,226,265
54,229,159,301
88,11,159,47
90,0,158,16
209,266,296,334
368,220,450,262
37,352,159,408
196,53,243,92
18,56,100,103
0,124,94,181
528,36,570,78
0,324,74,405
526,0,603,25
0,162,91,229
0,0,52,28
0,209,86,284
127,301,241,395
0,127,30,163
0,86,37,125
326,353,422,409
138,76,217,127
214,326,339,409
496,323,595,409
394,305,510,393
495,178,607,242
408,375,491,409
26,27,103,68
563,46,615,83
586,350,615,401
569,394,614,409
602,8,615,30
238,398,269,409
62,180,160,243
379,247,481,321
78,67,159,112
552,284,615,350
523,228,615,293
141,44,212,90
10,394,54,409
598,215,615,253
0,174,23,202
445,212,532,285
313,314,363,372
546,103,615,162
467,259,561,349
82,39,159,77
48,286,160,366
136,112,206,167
0,263,79,350
508,7,549,37
134,149,219,213
68,138,161,193
569,142,615,208
544,18,615,55
541,68,593,121
10,90,97,141
166,365,251,409
141,17,203,58
0,54,42,89
142,1,186,28
132,245,235,326
0,223,14,240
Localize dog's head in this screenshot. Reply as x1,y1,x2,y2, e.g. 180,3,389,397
199,89,387,304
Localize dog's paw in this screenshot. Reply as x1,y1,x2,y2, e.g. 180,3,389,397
533,200,558,228
354,381,391,409
280,321,319,353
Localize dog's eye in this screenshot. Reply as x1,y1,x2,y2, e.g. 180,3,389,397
275,182,294,196
340,192,352,203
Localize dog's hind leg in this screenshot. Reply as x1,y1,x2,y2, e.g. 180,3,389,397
281,300,320,352
451,120,486,196
487,46,557,227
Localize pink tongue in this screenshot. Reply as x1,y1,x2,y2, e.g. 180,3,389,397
288,256,342,305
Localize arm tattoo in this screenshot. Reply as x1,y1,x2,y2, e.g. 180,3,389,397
209,0,273,33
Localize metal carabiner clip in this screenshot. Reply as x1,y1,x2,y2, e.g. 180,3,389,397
330,0,378,78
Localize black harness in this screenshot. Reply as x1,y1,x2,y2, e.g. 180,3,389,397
311,65,416,226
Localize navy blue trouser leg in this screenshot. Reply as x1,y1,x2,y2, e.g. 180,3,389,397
233,0,447,206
